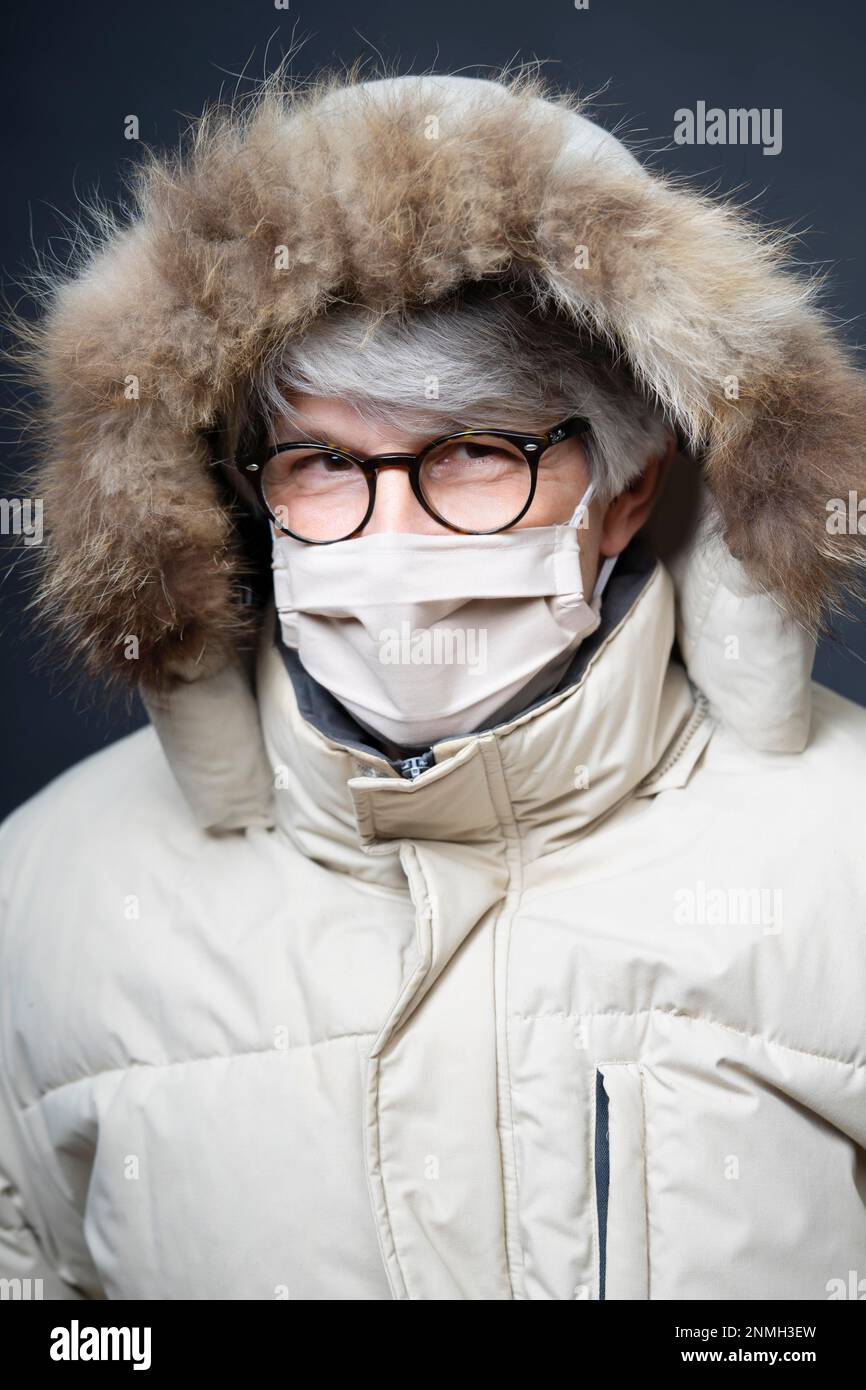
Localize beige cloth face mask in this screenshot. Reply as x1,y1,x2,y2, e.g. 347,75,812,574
271,480,617,748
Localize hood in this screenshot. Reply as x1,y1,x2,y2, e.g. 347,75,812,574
12,67,866,815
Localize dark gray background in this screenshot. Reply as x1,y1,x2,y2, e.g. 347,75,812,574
2,0,864,819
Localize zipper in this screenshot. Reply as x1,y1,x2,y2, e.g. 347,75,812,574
650,690,710,781
395,749,436,781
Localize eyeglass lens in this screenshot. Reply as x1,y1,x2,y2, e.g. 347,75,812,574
263,434,534,541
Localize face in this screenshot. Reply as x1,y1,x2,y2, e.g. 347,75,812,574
271,392,608,594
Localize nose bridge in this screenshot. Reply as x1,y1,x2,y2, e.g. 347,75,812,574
364,453,430,532
368,455,415,472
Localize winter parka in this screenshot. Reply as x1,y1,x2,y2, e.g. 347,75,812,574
1,70,865,1301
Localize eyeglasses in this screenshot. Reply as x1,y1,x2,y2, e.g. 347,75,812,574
238,412,592,543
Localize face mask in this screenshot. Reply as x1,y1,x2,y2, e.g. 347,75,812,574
270,480,617,748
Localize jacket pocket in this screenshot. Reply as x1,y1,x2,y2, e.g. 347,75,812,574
593,1062,649,1300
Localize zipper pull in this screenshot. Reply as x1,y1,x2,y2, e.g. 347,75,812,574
395,750,435,781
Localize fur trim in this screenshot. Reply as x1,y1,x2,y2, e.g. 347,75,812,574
9,62,865,689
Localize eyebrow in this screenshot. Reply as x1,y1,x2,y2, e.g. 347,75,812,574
271,426,353,452
273,419,475,450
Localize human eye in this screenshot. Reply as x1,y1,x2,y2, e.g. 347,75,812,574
424,435,527,481
269,449,357,484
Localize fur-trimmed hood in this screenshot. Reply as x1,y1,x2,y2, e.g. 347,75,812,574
13,67,866,747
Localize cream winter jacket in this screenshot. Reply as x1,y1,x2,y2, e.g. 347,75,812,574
1,70,865,1301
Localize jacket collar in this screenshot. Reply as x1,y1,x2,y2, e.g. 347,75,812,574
254,544,711,876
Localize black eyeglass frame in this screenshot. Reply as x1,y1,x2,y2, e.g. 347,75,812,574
238,412,592,544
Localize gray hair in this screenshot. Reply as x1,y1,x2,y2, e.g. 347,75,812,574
251,277,674,501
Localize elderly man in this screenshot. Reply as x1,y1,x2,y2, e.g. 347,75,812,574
1,69,864,1301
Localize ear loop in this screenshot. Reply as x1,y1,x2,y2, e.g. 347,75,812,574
592,554,618,603
567,478,596,529
568,479,619,604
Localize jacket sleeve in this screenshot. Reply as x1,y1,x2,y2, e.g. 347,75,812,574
0,1171,92,1300
0,831,103,1300
0,1048,98,1298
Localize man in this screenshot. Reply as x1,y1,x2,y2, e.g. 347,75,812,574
1,68,864,1300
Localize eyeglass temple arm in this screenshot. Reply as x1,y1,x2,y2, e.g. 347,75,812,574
545,415,592,447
